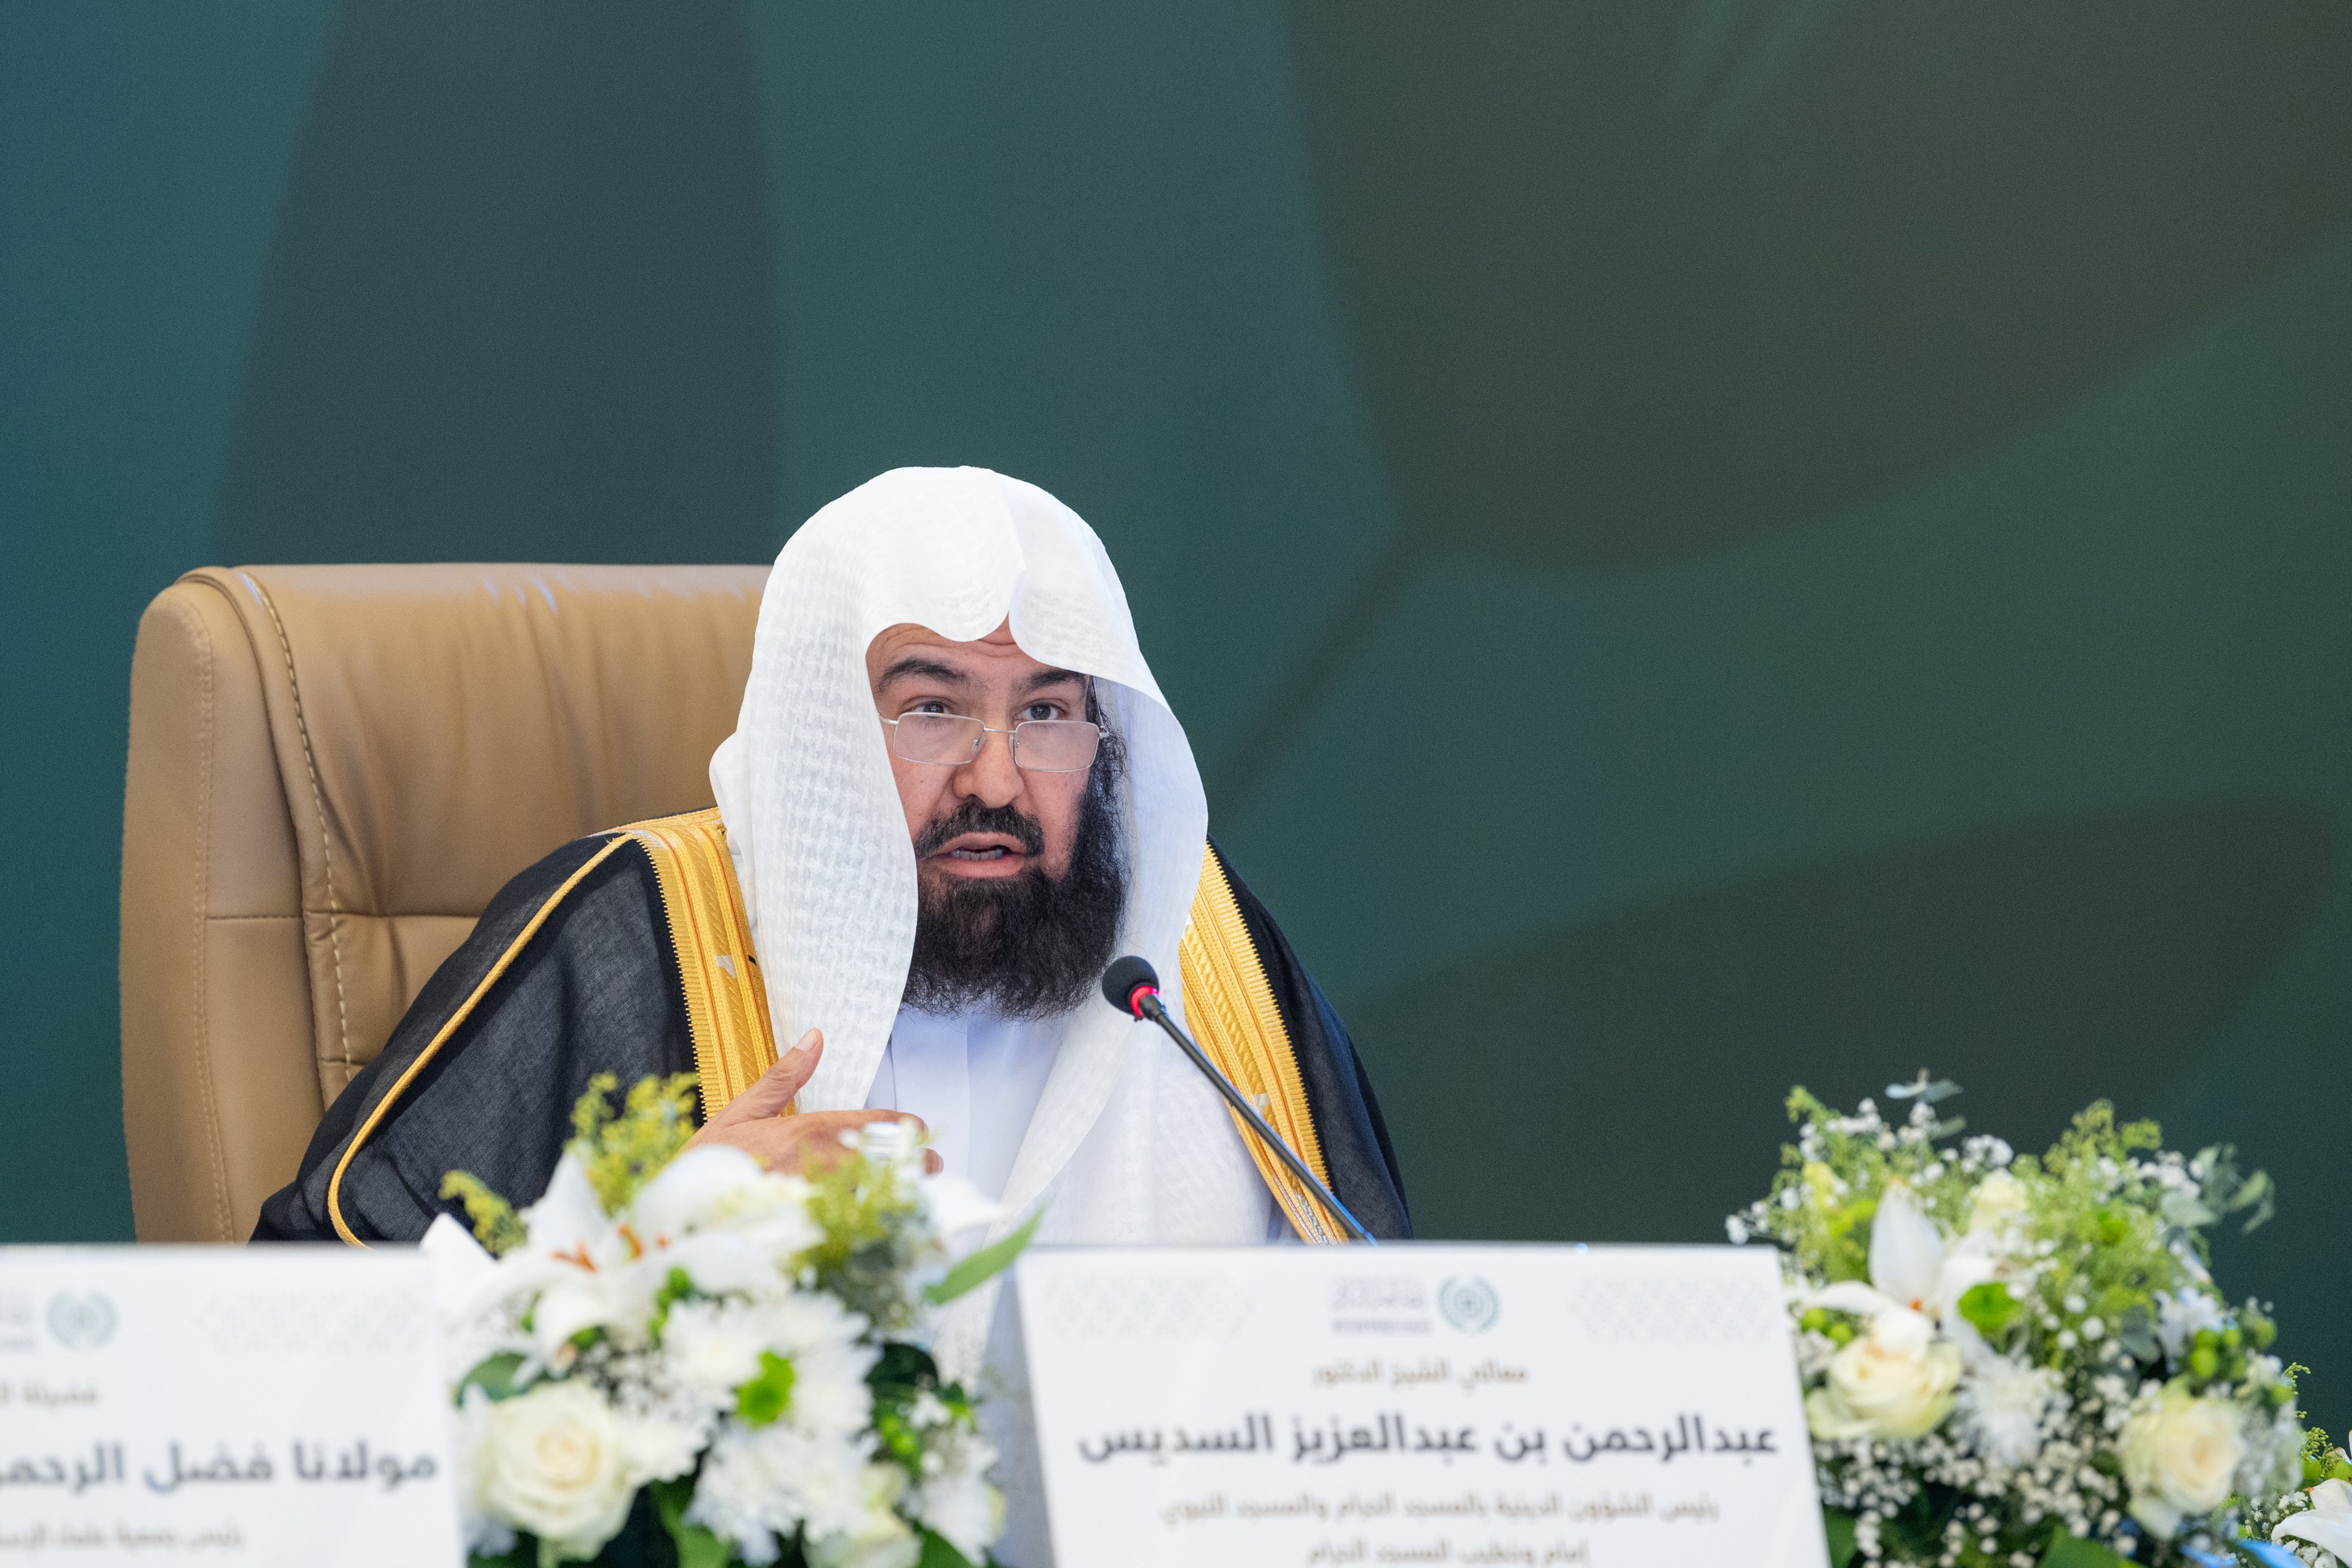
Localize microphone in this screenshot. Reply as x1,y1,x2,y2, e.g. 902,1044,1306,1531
1101,956,1378,1245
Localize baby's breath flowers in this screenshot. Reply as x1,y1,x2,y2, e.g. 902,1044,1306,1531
1731,1076,2321,1567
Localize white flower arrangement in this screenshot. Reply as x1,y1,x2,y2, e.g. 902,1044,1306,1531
1730,1075,2347,1568
426,1073,1030,1568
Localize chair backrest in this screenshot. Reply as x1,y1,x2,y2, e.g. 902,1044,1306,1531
119,564,767,1241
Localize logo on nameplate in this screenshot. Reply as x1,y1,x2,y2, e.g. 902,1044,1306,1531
1436,1273,1500,1334
45,1291,117,1351
1326,1273,1430,1334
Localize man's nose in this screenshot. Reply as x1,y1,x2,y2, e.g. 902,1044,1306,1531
952,727,1023,808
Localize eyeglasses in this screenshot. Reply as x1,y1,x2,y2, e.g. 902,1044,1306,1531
883,711,1108,772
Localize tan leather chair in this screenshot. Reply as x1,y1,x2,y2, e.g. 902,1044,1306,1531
119,564,768,1242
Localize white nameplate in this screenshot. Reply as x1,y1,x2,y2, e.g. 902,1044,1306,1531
1016,1244,1828,1568
0,1246,461,1566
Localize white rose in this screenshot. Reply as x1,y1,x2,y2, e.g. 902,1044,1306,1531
1967,1171,2030,1237
1805,1307,1962,1441
2119,1385,2246,1539
481,1381,640,1561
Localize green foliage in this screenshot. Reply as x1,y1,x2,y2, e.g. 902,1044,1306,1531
734,1350,796,1427
916,1529,979,1568
925,1208,1040,1306
2003,1105,2191,1366
799,1143,931,1333
2301,1427,2352,1486
649,1267,697,1342
652,1476,735,1568
567,1072,702,1217
866,1340,943,1471
442,1170,528,1256
1823,1507,1859,1568
1957,1280,2022,1338
2173,1152,2267,1241
867,1338,979,1497
457,1351,529,1404
2038,1533,2135,1568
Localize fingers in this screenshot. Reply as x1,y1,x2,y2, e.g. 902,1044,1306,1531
830,1113,942,1175
796,1110,941,1175
707,1029,822,1127
851,1112,941,1174
690,1079,947,1178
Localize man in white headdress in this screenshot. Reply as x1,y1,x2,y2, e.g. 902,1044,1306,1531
256,468,1411,1552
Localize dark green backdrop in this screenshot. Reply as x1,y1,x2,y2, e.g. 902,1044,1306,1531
5,2,2347,1420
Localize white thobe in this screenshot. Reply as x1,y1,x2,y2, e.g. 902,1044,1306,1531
862,1004,1289,1236
861,1006,1067,1203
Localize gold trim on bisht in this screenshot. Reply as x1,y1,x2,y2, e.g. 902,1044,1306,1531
620,808,781,1116
326,833,637,1246
1181,843,1342,1244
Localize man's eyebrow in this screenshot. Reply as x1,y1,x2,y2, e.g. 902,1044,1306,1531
1020,667,1087,694
876,656,969,688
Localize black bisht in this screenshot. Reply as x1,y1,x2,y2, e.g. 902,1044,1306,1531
256,835,1409,1245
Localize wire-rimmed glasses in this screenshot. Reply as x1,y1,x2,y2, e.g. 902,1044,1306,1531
882,711,1107,772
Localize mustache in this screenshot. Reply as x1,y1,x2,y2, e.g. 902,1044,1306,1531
912,799,1046,860
904,769,1127,1020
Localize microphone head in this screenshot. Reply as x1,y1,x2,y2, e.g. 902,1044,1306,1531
1101,955,1161,1017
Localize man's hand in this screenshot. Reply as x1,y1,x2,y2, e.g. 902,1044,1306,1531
685,1029,942,1176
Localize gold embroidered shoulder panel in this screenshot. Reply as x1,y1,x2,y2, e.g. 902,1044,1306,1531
618,807,777,1113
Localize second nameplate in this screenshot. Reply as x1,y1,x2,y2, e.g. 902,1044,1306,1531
1016,1243,1829,1568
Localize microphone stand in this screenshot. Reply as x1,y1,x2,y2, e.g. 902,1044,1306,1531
1126,989,1379,1246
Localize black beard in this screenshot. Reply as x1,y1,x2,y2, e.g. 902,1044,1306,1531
900,754,1128,1021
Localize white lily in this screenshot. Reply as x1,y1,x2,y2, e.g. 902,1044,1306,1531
2277,1478,2352,1564
628,1145,820,1298
421,1164,623,1333
523,1153,624,1263
504,1155,660,1358
1810,1184,1994,1327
